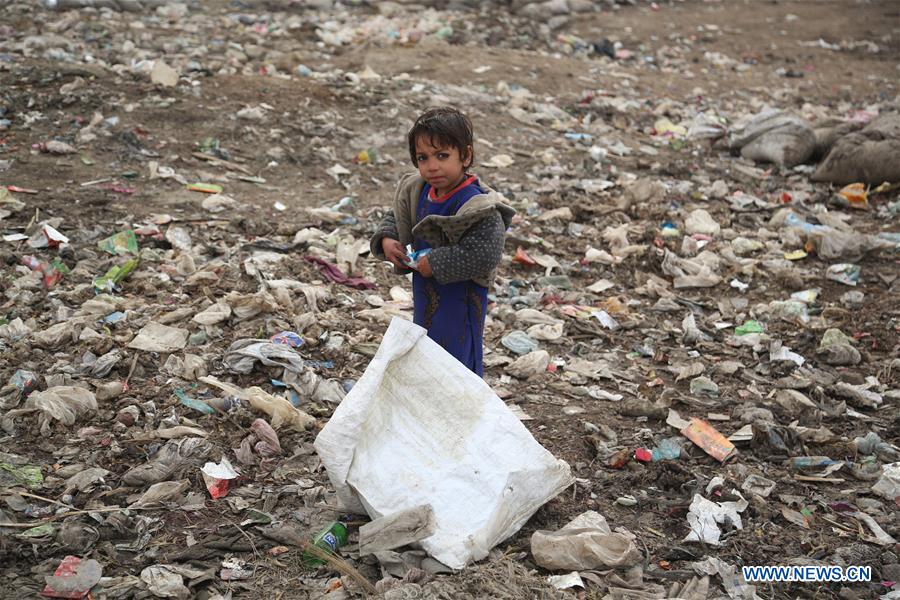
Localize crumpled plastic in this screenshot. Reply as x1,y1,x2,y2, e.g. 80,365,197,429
661,249,722,289
505,350,550,379
223,338,305,375
21,386,98,435
683,492,748,546
140,564,204,599
304,255,376,290
871,462,900,502
531,510,641,570
200,376,315,431
121,438,212,487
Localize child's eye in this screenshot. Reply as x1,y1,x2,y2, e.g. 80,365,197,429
417,155,427,162
437,153,449,159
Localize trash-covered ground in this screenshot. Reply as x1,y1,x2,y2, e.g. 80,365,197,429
1,0,899,598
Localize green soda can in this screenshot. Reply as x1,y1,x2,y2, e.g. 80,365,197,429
302,522,349,567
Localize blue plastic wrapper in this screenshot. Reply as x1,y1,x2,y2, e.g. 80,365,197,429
404,247,432,271
270,331,304,348
10,369,38,395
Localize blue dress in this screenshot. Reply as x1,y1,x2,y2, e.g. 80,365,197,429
412,176,489,377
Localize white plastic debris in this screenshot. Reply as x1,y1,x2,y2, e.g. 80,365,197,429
128,322,189,353
872,462,900,502
683,492,748,546
547,571,585,590
314,318,573,569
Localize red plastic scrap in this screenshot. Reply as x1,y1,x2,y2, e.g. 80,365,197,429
512,246,537,267
7,185,38,194
41,556,96,599
634,448,653,463
206,477,231,499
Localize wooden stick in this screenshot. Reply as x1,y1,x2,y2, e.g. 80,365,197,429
260,526,376,595
228,520,261,559
0,504,157,528
14,491,72,509
191,152,254,175
794,475,845,483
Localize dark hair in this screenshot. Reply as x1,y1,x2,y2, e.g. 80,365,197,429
407,106,474,169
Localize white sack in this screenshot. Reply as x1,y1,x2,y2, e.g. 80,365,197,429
314,317,573,569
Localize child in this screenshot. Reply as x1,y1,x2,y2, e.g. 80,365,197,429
370,107,515,377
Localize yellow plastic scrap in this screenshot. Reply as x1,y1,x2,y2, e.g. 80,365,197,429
199,375,315,431
653,118,688,138
838,183,868,209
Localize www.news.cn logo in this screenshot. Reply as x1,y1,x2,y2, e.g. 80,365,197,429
742,565,872,583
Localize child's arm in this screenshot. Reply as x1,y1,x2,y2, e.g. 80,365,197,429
370,210,408,269
422,211,505,284
370,209,399,258
370,174,417,269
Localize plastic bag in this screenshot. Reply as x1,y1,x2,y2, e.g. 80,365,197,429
531,511,641,570
192,302,231,326
122,438,212,486
314,318,572,569
200,376,315,431
506,350,551,379
872,463,900,502
403,247,432,271
128,322,189,353
223,339,305,375
501,330,540,354
28,386,97,428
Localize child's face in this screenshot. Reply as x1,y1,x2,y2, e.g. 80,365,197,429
414,135,472,195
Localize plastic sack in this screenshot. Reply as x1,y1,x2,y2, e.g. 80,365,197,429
314,318,573,569
728,109,816,168
812,113,900,184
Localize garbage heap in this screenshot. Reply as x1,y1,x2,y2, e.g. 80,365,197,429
1,0,899,598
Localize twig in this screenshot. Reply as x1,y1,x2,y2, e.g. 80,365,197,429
228,520,261,559
191,151,254,175
260,526,377,595
820,516,854,532
0,504,156,528
14,491,73,509
124,353,139,391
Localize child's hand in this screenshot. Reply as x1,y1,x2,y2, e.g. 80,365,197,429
418,255,433,278
381,238,409,270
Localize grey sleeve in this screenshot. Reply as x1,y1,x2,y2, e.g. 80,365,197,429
428,212,505,285
370,209,399,258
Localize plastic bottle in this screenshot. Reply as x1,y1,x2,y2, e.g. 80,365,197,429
302,522,349,567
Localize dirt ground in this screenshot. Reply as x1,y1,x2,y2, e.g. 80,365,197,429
1,0,899,598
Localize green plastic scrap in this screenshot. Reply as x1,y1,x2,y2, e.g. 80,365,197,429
50,258,70,273
175,388,214,415
0,463,44,489
17,524,56,538
818,328,855,351
734,320,765,336
240,509,273,526
98,230,139,256
93,258,139,292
